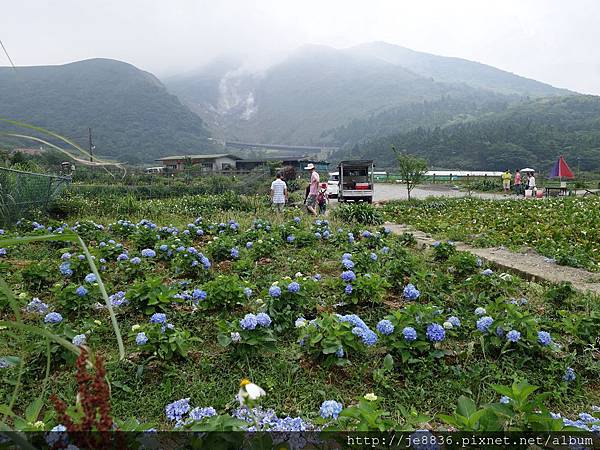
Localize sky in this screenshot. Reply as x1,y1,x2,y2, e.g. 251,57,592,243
1,0,599,94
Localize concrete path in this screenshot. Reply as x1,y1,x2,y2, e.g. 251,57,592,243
373,183,507,202
386,223,600,294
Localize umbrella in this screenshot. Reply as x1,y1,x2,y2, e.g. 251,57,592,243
549,155,574,179
520,168,535,173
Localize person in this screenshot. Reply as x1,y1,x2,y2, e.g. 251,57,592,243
501,169,511,194
514,169,522,195
528,172,536,192
317,182,328,215
270,172,288,212
304,163,319,216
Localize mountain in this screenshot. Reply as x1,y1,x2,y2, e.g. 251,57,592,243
348,42,571,97
0,59,214,163
333,95,600,171
166,42,572,146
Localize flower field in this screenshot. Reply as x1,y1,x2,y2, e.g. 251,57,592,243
383,196,600,271
0,197,599,442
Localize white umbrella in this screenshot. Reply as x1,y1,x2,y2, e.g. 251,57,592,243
520,168,535,173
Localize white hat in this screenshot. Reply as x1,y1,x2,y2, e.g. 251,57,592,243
304,163,315,170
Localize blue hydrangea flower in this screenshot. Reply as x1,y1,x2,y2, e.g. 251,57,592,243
192,289,207,301
447,316,461,327
268,285,282,298
496,326,505,337
403,284,420,300
319,400,343,419
287,282,300,293
150,313,167,324
538,331,552,346
246,242,253,249
83,273,96,283
243,287,253,298
563,367,576,382
75,286,88,297
352,327,378,346
482,268,493,276
342,259,355,269
426,323,445,342
117,253,129,261
315,232,322,239
72,334,86,346
370,253,378,261
25,298,49,314
474,307,486,316
402,327,417,341
130,257,141,265
136,332,148,345
344,284,353,295
506,330,521,343
500,396,511,404
256,312,272,327
381,246,390,254
477,316,494,332
165,398,191,422
475,257,483,267
44,312,63,324
189,406,217,422
59,262,73,277
294,217,301,224
287,235,295,243
341,270,356,282
335,346,344,358
313,273,321,281
230,332,241,342
361,230,371,238
230,247,239,258
342,253,352,260
339,314,368,330
159,244,169,251
141,248,156,258
376,319,394,335
240,313,258,330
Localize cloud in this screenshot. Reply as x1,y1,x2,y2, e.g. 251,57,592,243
1,0,599,93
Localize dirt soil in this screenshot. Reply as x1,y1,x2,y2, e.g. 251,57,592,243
385,223,600,294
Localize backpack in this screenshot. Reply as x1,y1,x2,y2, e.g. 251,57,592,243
317,191,326,205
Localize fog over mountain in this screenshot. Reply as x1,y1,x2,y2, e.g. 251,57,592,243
165,42,572,145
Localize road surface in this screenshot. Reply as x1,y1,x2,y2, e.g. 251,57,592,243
372,183,506,202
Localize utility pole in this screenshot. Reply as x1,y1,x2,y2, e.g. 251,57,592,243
88,127,95,162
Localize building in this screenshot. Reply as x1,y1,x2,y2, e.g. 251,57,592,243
235,156,329,173
155,154,241,172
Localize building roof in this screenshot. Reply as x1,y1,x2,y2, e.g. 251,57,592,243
156,154,242,161
236,155,329,164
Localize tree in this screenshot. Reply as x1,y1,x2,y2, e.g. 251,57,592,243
393,146,428,201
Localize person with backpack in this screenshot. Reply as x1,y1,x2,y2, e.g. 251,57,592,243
317,182,328,215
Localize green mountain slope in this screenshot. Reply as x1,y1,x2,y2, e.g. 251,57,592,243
0,58,213,163
335,95,600,171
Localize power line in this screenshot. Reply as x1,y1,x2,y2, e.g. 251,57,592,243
0,38,16,69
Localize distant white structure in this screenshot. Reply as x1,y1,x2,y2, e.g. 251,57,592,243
425,170,503,177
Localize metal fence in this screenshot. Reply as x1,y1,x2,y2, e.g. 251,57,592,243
0,167,71,226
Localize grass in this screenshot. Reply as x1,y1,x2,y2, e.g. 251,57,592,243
382,196,600,271
1,194,599,430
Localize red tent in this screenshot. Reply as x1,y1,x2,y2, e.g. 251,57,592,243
549,155,575,179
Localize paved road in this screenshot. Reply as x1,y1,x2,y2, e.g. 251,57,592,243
372,183,506,202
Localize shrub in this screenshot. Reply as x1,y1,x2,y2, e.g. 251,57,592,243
333,203,384,225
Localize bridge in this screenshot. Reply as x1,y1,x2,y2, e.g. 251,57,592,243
224,140,339,153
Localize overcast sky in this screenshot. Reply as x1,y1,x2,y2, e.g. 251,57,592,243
2,0,599,94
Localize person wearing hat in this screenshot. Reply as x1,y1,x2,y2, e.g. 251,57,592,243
304,163,319,216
